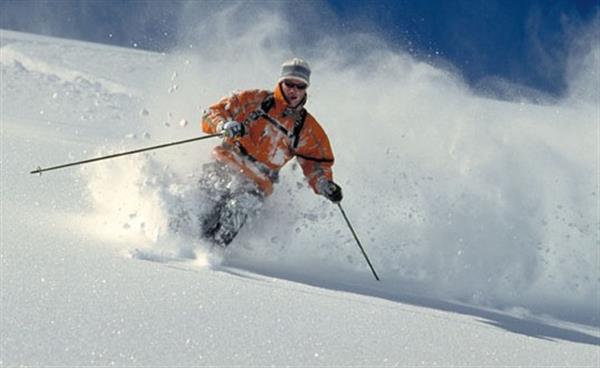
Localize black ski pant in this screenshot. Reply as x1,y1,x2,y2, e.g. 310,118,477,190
198,162,264,247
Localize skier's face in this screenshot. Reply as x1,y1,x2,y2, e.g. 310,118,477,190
281,79,307,108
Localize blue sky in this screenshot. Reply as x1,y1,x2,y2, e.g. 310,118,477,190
1,0,598,98
330,0,598,95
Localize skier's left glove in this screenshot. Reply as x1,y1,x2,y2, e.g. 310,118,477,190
317,178,343,203
217,120,245,138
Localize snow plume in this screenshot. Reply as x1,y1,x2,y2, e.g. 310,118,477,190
83,151,210,263
76,3,600,325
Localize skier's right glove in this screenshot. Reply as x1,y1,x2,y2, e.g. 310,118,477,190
217,120,245,138
317,178,343,203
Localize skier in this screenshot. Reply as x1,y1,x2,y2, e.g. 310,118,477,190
199,58,343,247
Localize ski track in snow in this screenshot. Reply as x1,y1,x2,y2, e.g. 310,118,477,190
1,25,599,366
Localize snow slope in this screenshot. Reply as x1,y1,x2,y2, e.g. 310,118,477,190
1,26,599,366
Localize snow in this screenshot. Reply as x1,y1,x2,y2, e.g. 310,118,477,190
1,25,599,367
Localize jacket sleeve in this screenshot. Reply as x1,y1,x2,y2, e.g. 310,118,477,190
295,115,335,193
201,90,268,134
201,91,242,134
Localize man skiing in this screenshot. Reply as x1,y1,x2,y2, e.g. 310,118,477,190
199,58,343,247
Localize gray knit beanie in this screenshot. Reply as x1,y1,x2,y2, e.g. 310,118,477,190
278,58,311,86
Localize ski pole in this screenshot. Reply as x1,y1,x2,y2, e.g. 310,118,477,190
337,203,380,281
30,133,223,175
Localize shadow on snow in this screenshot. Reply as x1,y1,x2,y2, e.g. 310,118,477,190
217,259,600,347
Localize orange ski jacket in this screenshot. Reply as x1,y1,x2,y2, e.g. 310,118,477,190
202,83,335,196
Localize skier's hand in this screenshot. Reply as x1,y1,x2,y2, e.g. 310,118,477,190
218,120,245,138
317,179,343,203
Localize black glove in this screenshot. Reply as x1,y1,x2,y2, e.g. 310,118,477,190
317,179,343,203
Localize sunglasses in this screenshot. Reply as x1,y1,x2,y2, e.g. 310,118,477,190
283,80,308,90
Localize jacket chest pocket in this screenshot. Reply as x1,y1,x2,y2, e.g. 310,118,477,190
260,126,290,159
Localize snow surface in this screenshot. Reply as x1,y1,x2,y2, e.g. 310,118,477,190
1,24,599,367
